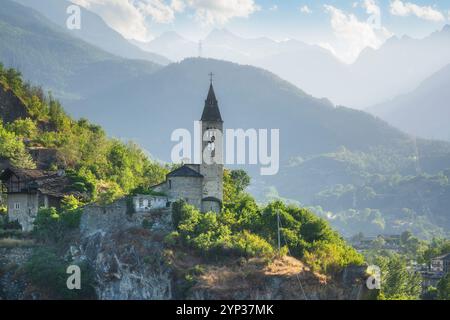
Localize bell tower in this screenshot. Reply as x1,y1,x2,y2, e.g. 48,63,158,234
199,73,223,213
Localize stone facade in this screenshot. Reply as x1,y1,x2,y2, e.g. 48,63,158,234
80,198,173,237
6,192,59,232
132,194,169,212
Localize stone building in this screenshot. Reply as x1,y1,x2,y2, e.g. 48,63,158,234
0,167,84,231
151,81,224,213
431,253,450,273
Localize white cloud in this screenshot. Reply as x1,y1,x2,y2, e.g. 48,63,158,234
72,0,259,40
269,5,278,12
390,0,445,22
300,5,312,14
72,0,155,41
323,4,392,63
137,0,184,24
362,0,381,17
186,0,260,25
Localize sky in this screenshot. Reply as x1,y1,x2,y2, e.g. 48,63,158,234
71,0,450,63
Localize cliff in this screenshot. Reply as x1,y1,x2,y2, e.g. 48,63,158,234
0,82,29,124
0,201,370,300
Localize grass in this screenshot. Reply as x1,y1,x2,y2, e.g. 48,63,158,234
0,237,35,248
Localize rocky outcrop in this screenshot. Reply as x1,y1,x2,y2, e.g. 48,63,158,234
0,83,29,124
1,201,370,300
72,229,172,300
75,201,174,300
172,255,368,300
0,247,33,300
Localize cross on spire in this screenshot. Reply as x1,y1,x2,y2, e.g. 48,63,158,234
209,72,214,85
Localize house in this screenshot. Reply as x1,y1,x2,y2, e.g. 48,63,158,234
151,80,224,213
0,167,83,231
132,194,170,213
431,253,450,273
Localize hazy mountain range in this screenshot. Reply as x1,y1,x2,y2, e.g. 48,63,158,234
1,0,450,238
134,26,450,112
14,0,450,143
369,63,450,141
13,0,170,65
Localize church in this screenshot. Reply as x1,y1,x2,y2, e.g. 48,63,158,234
150,79,224,213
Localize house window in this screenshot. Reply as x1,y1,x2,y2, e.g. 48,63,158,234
14,202,20,210
169,180,172,189
139,198,144,208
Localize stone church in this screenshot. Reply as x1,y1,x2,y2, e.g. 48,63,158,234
150,80,224,213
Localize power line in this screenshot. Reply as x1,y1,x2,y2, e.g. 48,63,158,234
277,210,308,300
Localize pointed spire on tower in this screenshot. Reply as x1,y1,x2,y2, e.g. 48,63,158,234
201,73,223,122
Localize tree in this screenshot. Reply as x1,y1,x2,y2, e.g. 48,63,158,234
0,122,35,168
230,170,251,193
437,272,450,300
375,254,422,300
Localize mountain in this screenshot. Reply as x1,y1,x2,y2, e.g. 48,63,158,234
69,58,414,160
2,1,450,238
368,63,450,141
69,58,450,238
139,27,450,109
13,0,170,65
0,0,161,100
133,31,198,62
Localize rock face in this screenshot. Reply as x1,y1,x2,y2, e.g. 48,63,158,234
0,201,369,300
75,200,174,300
0,247,33,300
0,83,29,123
181,256,368,300
75,229,172,300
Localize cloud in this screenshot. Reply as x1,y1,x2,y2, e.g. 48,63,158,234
390,0,445,22
269,5,278,12
362,0,381,17
300,5,312,14
73,0,259,39
186,0,260,25
72,0,154,41
137,0,185,24
323,4,392,63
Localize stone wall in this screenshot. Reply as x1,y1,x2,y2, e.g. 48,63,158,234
200,163,223,203
7,193,39,232
132,195,169,212
167,176,203,209
80,198,173,237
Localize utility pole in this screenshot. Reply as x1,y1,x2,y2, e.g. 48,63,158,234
277,210,281,253
198,40,203,58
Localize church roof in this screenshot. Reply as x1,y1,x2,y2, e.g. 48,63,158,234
167,165,203,178
201,84,223,122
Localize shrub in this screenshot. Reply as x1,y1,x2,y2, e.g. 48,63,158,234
25,247,96,299
231,231,274,258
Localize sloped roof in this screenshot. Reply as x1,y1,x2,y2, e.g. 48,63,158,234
0,167,86,198
0,167,56,181
167,165,203,178
433,253,450,261
201,84,223,122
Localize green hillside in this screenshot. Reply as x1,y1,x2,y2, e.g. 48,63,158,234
0,0,161,100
